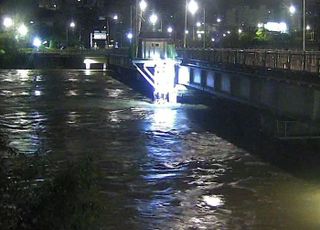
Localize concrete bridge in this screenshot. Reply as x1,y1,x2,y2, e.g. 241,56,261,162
106,48,320,139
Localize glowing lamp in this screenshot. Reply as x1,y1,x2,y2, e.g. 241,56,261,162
17,24,28,36
188,0,199,15
33,37,41,48
139,0,147,12
149,14,158,25
3,17,13,28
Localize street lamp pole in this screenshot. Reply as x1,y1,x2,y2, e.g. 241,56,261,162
184,0,188,48
203,8,206,49
302,0,306,51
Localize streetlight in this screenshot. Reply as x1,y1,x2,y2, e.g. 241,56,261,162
113,14,118,21
139,0,147,12
17,24,28,37
3,17,13,28
33,37,42,48
188,0,199,15
70,22,76,28
167,26,173,33
66,21,76,46
184,0,199,48
289,2,306,50
196,22,201,27
149,13,158,31
149,14,158,25
127,32,133,41
289,5,296,15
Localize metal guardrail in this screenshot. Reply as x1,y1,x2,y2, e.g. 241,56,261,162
177,48,320,75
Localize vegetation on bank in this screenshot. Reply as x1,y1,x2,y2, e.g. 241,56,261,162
0,139,104,230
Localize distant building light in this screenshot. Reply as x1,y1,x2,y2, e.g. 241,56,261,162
197,33,202,39
264,22,287,33
238,29,242,34
167,26,173,33
211,38,215,42
196,22,201,27
223,33,226,37
306,25,311,30
113,14,118,20
30,20,34,24
227,30,231,34
185,30,189,34
217,18,221,23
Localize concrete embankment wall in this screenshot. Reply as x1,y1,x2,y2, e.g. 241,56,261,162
0,53,85,69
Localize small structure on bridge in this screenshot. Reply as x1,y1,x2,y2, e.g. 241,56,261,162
133,32,178,103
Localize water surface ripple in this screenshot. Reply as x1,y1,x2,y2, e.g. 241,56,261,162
0,69,320,229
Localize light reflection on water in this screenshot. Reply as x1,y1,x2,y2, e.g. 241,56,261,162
0,70,320,229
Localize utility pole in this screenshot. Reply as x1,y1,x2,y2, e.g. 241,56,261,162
302,0,306,51
183,0,188,48
203,8,206,49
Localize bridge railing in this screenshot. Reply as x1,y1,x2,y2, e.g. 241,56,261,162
177,49,320,75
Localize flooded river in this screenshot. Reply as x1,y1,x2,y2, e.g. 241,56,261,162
1,69,320,229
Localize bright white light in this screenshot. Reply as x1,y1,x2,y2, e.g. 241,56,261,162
149,14,158,25
127,32,133,40
185,30,189,34
238,29,242,34
264,22,287,33
257,23,264,28
113,14,118,20
289,5,296,14
33,37,41,48
306,25,311,30
197,33,202,39
188,0,199,15
139,0,147,12
17,24,28,36
152,108,177,131
223,33,226,37
30,20,34,24
167,26,173,33
203,195,224,207
227,30,231,34
3,17,13,28
217,18,221,23
211,38,215,42
34,90,42,96
70,22,75,28
196,22,201,27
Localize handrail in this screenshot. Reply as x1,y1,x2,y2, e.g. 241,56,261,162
176,48,320,75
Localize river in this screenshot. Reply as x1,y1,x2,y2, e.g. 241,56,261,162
1,69,320,229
